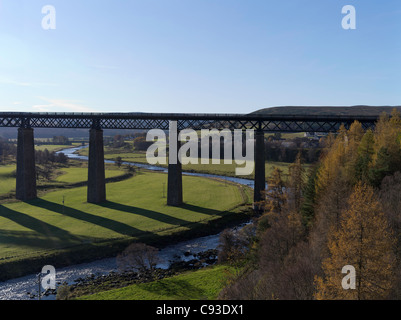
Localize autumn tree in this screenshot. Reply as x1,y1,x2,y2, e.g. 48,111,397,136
288,151,305,213
380,172,401,243
115,156,123,168
272,241,320,300
354,129,375,184
233,190,307,300
315,182,396,300
309,122,366,260
116,243,159,275
256,167,287,233
262,167,287,216
52,135,70,145
380,172,401,298
374,110,401,159
133,136,153,151
315,125,347,196
218,226,254,266
316,122,367,195
220,113,401,301
300,165,319,229
369,109,401,187
343,121,365,184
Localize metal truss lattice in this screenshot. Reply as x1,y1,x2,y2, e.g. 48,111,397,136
0,113,378,133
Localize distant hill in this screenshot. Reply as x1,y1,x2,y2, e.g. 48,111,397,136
251,105,401,116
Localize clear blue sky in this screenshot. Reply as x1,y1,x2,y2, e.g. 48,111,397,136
0,0,400,114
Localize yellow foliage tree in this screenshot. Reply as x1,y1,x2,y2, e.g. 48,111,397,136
288,151,305,213
315,125,347,196
344,121,364,182
262,167,287,217
316,121,367,196
315,182,396,300
373,109,401,164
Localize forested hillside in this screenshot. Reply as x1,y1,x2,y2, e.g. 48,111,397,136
219,109,401,300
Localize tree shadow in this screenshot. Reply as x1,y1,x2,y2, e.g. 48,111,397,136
28,199,145,238
142,278,207,299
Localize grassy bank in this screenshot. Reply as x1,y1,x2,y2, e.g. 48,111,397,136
55,166,126,184
0,170,252,281
76,264,235,300
0,165,15,195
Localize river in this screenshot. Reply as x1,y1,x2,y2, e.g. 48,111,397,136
0,145,254,300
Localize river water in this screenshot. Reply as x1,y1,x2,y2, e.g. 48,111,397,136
0,145,254,300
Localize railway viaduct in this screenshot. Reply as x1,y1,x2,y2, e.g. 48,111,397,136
0,112,378,207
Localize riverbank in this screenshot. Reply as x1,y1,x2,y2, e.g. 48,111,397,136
0,172,252,282
56,248,221,300
0,208,253,300
0,150,254,281
0,145,255,299
72,263,235,300
0,206,251,282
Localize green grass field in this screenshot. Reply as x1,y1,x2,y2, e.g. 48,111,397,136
56,167,125,184
77,265,234,300
0,165,16,195
0,171,249,264
266,132,306,140
35,145,74,152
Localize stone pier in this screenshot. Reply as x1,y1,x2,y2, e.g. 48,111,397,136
167,121,183,206
87,128,106,203
253,129,266,210
16,127,37,201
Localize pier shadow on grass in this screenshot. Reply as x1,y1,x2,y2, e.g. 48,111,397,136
180,203,229,217
97,201,231,227
27,199,145,238
97,201,195,226
0,228,97,251
0,205,84,249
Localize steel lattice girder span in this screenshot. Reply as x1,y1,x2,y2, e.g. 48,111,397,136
1,111,380,204
0,112,378,132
